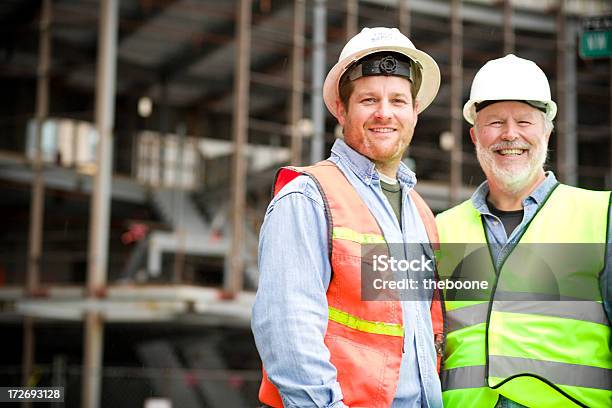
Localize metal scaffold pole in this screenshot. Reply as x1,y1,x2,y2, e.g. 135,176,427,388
23,0,51,400
556,0,566,183
290,0,305,165
556,0,577,186
449,0,463,205
227,0,252,295
83,0,118,406
87,0,118,299
398,0,411,36
27,0,51,296
310,0,327,164
346,0,358,39
82,311,105,408
564,17,578,186
503,0,514,54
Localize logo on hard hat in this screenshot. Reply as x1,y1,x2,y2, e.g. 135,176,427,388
379,56,398,74
370,31,393,43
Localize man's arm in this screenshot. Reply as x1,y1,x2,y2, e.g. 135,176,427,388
252,176,347,408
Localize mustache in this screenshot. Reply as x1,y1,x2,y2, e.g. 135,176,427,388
489,141,531,151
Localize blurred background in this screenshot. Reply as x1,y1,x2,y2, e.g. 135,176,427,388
0,0,610,407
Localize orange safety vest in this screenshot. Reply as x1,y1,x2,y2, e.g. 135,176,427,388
258,161,444,408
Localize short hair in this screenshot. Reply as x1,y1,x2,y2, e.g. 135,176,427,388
542,112,554,134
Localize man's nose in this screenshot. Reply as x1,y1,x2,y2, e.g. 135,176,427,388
501,121,520,141
374,101,393,120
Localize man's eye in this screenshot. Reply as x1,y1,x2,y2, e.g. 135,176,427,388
392,98,407,105
361,98,377,104
518,121,532,126
489,121,503,127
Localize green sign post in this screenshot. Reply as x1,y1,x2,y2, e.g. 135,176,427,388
580,15,612,59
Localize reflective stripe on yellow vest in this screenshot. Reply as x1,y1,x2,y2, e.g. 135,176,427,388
436,183,612,408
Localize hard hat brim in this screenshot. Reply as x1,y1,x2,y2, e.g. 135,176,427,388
463,99,558,125
323,45,441,120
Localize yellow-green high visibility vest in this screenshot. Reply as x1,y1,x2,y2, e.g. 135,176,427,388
436,183,612,408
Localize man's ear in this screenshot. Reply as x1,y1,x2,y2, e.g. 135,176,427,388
469,127,477,145
336,100,346,127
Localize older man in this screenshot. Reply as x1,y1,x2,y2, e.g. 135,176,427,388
436,54,611,407
252,27,444,407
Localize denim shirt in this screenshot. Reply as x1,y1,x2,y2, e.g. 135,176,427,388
470,172,612,408
252,139,443,408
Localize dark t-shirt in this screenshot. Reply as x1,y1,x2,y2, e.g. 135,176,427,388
380,180,402,225
487,200,524,237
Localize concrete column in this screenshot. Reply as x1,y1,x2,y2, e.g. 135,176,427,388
27,0,51,295
87,0,118,294
555,0,577,186
227,0,252,295
449,0,463,205
398,0,411,36
23,1,52,402
290,0,305,165
563,18,578,186
346,0,358,39
310,0,327,163
82,312,105,408
503,0,514,54
83,0,118,406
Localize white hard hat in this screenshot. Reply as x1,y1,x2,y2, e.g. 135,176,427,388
463,54,557,125
323,27,441,119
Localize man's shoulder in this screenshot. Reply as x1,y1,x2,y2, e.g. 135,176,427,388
271,173,325,207
273,160,353,204
553,184,611,208
556,183,611,198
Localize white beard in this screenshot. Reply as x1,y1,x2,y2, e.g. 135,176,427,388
475,139,548,195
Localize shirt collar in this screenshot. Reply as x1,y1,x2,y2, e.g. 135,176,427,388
471,171,558,214
330,138,417,188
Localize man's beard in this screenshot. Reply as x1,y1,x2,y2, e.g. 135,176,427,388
475,139,548,194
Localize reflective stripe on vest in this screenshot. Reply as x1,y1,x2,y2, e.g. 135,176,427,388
328,306,404,337
444,359,610,391
332,226,386,244
436,184,612,408
446,300,609,333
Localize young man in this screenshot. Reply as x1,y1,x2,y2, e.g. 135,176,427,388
437,54,611,407
252,27,444,407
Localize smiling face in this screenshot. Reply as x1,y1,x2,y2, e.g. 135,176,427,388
335,75,418,176
471,101,551,194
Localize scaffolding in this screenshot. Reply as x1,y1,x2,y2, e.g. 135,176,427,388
0,0,610,407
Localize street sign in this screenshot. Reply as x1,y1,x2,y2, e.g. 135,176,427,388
580,15,612,59
580,30,612,58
